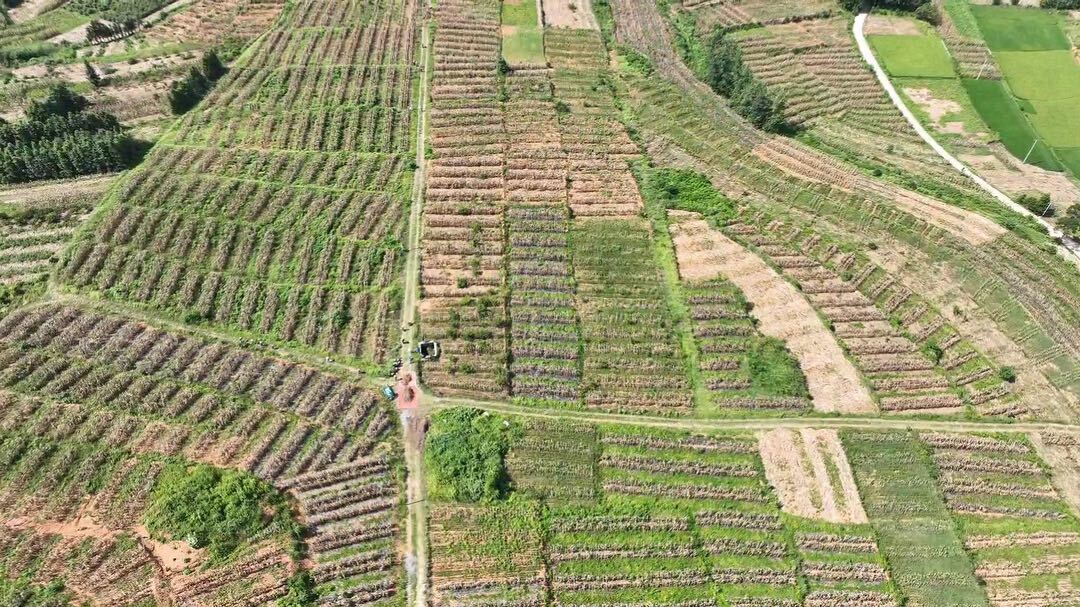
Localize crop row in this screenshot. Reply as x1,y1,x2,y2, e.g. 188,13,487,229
419,0,508,398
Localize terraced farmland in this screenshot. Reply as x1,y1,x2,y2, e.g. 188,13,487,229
3,0,1080,603
59,0,420,369
426,412,909,607
0,302,402,605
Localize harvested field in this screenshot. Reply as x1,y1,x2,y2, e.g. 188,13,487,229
421,0,509,398
0,175,114,210
681,0,834,31
926,431,1080,606
668,211,873,414
147,0,285,44
759,428,867,524
1032,432,1080,517
726,210,1017,417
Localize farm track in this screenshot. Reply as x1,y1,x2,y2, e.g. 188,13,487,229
403,9,432,607
424,395,1080,436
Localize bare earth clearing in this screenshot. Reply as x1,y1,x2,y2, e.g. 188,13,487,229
542,0,598,29
962,148,1080,211
903,87,982,137
668,211,875,414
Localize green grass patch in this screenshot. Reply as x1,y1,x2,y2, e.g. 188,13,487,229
1057,147,1080,177
995,50,1080,102
961,78,1062,171
0,9,87,48
145,463,298,562
943,0,982,40
426,408,522,503
501,0,544,65
502,31,544,65
0,577,72,606
994,51,1080,149
869,34,955,79
639,167,736,222
745,338,808,398
970,5,1071,51
843,431,988,607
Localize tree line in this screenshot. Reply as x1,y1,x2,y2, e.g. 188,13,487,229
704,29,789,134
86,19,142,43
0,86,147,184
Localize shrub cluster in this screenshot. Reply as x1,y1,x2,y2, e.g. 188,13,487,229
1042,0,1080,8
145,463,297,561
704,30,788,133
425,408,520,503
643,167,736,223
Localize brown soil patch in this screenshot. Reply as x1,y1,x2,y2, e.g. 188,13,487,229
904,87,965,130
1031,434,1080,518
5,502,113,540
668,211,875,413
543,0,598,29
0,174,114,207
13,52,196,83
961,144,1080,213
133,524,208,575
758,428,868,524
3,498,208,577
865,14,923,36
7,0,57,22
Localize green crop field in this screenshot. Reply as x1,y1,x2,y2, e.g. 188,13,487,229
968,7,1080,176
869,34,955,79
501,0,544,65
844,431,989,607
994,51,1080,148
995,51,1080,102
970,5,1071,51
1057,148,1080,178
962,78,1062,171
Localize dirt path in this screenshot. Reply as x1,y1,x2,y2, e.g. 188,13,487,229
429,395,1080,435
400,12,432,607
668,211,875,414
